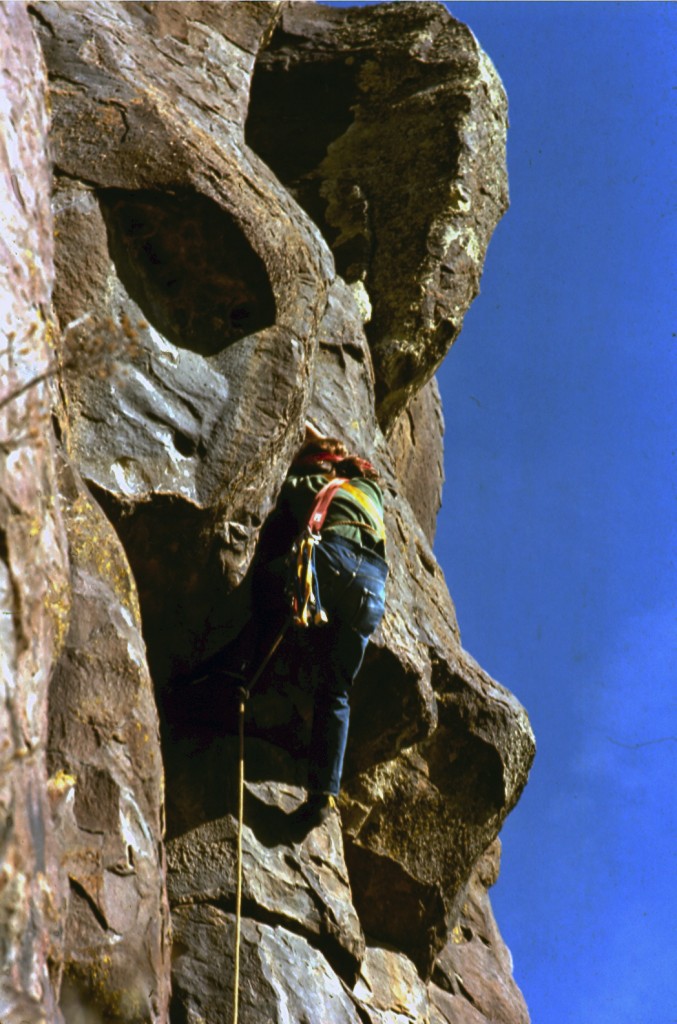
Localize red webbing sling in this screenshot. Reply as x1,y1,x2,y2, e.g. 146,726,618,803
292,477,348,627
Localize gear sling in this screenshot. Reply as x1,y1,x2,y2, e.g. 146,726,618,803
291,476,385,627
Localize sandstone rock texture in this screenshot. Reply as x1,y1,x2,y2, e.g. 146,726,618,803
0,6,70,1020
0,1,535,1021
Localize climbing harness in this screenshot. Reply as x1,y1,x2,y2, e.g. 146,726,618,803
291,476,346,627
291,477,385,628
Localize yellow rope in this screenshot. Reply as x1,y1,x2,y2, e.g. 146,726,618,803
230,621,289,1024
232,692,246,1024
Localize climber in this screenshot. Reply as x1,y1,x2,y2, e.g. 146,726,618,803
252,422,388,828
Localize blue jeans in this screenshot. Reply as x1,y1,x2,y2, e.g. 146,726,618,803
304,535,387,795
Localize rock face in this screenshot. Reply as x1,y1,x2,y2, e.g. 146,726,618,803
0,6,70,1020
429,841,530,1024
47,456,170,1022
390,378,446,545
0,2,534,1022
246,2,509,428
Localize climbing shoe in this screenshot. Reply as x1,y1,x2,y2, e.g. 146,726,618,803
290,793,338,831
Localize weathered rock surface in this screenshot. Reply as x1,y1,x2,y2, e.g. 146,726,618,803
47,456,170,1021
430,841,530,1024
37,0,330,687
0,7,69,1021
166,739,364,982
390,378,446,545
340,646,534,978
246,1,509,428
171,908,364,1024
354,945,430,1024
0,1,534,1021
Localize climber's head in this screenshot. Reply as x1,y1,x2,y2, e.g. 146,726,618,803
292,436,378,481
292,437,348,474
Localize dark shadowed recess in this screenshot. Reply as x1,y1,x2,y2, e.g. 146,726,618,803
345,646,437,777
91,487,252,684
99,188,276,356
90,485,254,840
246,58,364,279
344,839,447,977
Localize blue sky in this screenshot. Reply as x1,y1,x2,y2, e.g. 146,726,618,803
325,2,675,1019
433,4,676,1022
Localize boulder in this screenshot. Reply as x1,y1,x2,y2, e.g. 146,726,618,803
354,946,430,1024
171,908,364,1024
340,647,535,978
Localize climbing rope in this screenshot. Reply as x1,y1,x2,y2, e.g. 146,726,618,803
231,469,385,1019
231,620,290,1024
232,686,246,1024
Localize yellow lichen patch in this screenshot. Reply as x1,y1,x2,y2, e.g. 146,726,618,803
66,493,141,623
47,769,77,795
64,952,147,1021
45,571,71,652
36,869,60,924
43,315,58,354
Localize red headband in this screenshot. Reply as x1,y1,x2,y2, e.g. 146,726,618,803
295,452,376,474
300,453,345,464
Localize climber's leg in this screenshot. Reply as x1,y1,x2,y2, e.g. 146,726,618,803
305,537,387,798
306,623,368,796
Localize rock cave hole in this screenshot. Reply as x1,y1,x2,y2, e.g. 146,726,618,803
98,188,276,358
246,55,362,275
